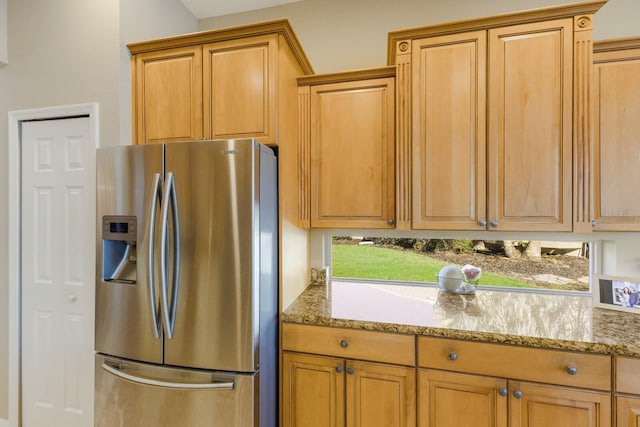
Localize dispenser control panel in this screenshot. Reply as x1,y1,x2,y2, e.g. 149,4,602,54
102,215,137,242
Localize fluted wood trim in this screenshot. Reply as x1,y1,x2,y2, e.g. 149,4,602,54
128,18,314,74
297,86,311,228
573,14,595,232
387,0,607,64
395,44,412,230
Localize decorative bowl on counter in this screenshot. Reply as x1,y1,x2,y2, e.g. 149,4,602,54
437,266,465,292
437,264,482,294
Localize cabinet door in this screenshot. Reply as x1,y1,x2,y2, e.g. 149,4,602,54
133,46,203,144
418,369,507,427
203,35,276,145
346,360,415,427
593,56,640,231
617,395,640,427
310,77,395,228
411,31,487,230
282,352,345,427
509,381,611,427
487,19,573,231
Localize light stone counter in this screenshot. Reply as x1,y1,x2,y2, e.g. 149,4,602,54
282,281,640,357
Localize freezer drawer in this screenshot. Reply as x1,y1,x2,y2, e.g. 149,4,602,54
95,354,259,427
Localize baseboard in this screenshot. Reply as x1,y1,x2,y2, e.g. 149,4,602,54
0,418,8,427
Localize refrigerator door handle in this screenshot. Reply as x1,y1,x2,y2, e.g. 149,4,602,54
101,362,235,390
168,171,181,336
147,173,163,338
160,172,180,339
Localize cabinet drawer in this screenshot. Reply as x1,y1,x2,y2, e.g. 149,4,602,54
419,337,611,391
282,323,415,366
616,356,640,394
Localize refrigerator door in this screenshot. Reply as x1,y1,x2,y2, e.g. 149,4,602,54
95,144,164,363
94,354,257,427
163,139,262,372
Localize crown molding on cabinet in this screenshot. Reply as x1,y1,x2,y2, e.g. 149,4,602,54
386,0,608,64
127,18,313,74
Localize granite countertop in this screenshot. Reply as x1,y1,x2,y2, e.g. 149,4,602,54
282,281,640,357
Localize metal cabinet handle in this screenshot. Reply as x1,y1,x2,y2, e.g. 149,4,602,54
478,220,487,227
336,366,344,374
498,388,508,397
340,340,348,348
566,366,578,375
513,390,523,399
448,352,458,361
387,219,395,226
346,367,355,375
591,220,597,227
490,220,499,228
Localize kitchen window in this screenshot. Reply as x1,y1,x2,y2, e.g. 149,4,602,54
330,237,592,293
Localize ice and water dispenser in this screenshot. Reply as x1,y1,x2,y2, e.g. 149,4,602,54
101,215,137,283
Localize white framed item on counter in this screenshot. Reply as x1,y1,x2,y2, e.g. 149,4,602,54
593,274,640,314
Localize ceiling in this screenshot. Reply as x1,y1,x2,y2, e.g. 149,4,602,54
179,0,301,19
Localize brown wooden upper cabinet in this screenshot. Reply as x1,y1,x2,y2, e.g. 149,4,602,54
298,67,396,228
592,37,640,231
388,1,606,231
128,19,313,146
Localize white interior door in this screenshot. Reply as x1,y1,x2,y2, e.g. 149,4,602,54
21,117,95,427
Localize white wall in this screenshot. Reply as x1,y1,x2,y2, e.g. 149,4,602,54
0,0,196,421
0,0,6,64
199,0,640,74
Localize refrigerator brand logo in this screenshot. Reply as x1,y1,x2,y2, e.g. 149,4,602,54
223,149,244,155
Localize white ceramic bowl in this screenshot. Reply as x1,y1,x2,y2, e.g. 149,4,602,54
437,266,464,292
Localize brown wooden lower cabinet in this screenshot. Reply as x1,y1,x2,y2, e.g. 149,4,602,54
419,369,611,427
282,351,416,427
510,381,611,427
617,396,640,427
616,356,640,426
419,369,508,427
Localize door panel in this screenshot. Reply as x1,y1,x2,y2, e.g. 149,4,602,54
21,117,94,427
418,369,507,427
95,354,255,427
203,35,276,144
310,77,395,228
164,139,259,371
487,19,573,231
348,361,416,427
412,31,487,230
509,381,611,427
593,58,640,230
134,46,203,144
617,395,640,427
282,352,345,427
95,144,163,363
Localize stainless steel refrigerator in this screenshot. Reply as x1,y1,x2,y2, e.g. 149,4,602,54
94,139,278,427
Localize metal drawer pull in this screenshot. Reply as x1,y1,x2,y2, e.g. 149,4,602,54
336,366,344,373
513,390,523,399
340,340,348,348
498,388,508,397
448,352,458,361
566,366,578,375
102,363,234,390
347,367,355,375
